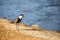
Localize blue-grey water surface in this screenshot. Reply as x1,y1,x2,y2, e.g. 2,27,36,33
0,0,60,31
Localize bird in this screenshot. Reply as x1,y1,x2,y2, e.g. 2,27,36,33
11,14,24,31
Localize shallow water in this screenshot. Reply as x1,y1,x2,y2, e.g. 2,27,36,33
0,0,60,31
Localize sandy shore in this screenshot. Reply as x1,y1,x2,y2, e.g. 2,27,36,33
0,18,60,40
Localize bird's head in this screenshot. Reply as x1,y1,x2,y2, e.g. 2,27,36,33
18,14,24,19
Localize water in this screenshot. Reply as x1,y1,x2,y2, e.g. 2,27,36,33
0,0,60,31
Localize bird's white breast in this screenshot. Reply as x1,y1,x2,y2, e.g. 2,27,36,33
18,16,23,19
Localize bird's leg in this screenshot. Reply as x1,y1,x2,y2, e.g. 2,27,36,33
16,23,17,30
18,23,19,31
16,23,19,31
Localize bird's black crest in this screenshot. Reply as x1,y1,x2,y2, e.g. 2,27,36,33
19,14,24,17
